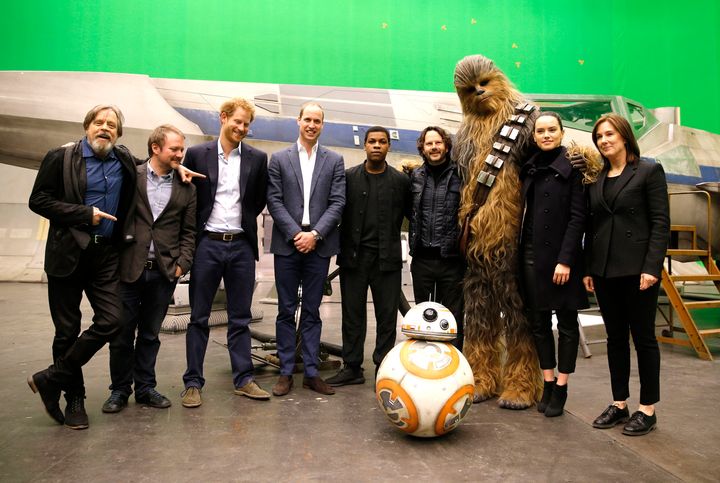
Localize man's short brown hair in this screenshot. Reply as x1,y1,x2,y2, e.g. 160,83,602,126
147,124,185,156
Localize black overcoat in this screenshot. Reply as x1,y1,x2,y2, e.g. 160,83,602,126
520,147,589,310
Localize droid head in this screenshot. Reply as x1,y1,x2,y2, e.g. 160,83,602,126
401,301,457,342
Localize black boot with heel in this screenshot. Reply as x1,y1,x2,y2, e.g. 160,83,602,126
537,378,556,413
545,383,567,417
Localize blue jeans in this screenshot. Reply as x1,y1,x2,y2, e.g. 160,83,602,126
183,234,256,389
109,268,177,397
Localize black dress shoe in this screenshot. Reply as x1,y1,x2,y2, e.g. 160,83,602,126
64,394,89,430
102,391,129,413
622,411,657,436
135,389,172,409
326,366,365,387
592,404,630,429
27,369,64,424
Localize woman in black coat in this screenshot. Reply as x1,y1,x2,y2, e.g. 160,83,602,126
584,113,670,436
520,112,588,417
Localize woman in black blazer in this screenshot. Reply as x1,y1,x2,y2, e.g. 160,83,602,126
584,114,670,436
520,112,588,418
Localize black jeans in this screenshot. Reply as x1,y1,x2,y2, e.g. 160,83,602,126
593,275,661,405
46,244,124,394
410,256,466,350
529,309,579,374
109,268,177,397
339,249,401,369
522,250,579,374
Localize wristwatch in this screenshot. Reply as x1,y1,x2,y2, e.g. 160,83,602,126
311,229,323,241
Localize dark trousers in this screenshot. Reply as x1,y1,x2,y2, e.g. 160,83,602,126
529,310,579,374
593,275,661,405
339,250,401,370
46,244,124,395
109,268,177,397
410,256,466,350
274,250,330,377
184,235,256,389
522,254,579,374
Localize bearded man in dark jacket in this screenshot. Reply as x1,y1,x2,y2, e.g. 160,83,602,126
406,126,465,350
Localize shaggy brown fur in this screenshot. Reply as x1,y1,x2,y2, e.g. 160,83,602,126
453,54,542,409
567,141,603,185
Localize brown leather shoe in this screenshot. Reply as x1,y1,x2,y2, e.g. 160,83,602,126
272,375,294,396
302,376,335,395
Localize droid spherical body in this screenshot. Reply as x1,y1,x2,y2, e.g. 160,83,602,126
376,302,474,437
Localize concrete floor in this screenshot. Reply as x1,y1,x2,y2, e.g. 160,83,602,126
1,260,719,482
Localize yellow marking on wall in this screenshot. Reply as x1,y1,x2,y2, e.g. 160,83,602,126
578,59,585,65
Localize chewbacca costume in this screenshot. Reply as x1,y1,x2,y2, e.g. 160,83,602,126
453,54,542,409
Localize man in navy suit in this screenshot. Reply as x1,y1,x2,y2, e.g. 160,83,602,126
266,102,346,396
181,98,270,407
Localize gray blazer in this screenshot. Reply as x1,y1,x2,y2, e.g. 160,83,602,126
267,143,346,257
120,162,197,283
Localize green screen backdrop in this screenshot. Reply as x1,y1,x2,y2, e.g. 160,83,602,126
2,0,719,134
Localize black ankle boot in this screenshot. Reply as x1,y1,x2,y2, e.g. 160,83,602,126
64,394,89,430
538,378,556,413
545,383,567,417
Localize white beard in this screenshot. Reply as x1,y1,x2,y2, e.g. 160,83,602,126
90,138,114,158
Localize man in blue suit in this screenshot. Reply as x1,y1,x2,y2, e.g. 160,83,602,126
267,102,346,396
180,98,270,407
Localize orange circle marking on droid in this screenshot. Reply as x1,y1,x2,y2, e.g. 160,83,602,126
434,384,475,435
375,379,419,433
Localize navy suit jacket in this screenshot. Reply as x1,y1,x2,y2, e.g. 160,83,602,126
267,143,346,257
585,158,670,279
183,140,268,260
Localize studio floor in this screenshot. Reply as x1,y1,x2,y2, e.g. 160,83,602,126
1,261,718,482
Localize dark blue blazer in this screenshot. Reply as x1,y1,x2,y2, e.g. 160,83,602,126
266,143,345,257
183,140,268,260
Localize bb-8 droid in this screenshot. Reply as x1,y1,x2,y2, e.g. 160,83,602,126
375,301,474,437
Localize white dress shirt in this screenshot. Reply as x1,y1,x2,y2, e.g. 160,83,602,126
297,140,318,226
206,139,243,233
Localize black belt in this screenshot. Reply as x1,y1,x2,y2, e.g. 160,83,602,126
205,231,245,241
88,234,111,245
301,225,312,232
144,260,158,270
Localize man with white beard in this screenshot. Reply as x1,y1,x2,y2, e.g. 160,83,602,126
27,105,140,430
